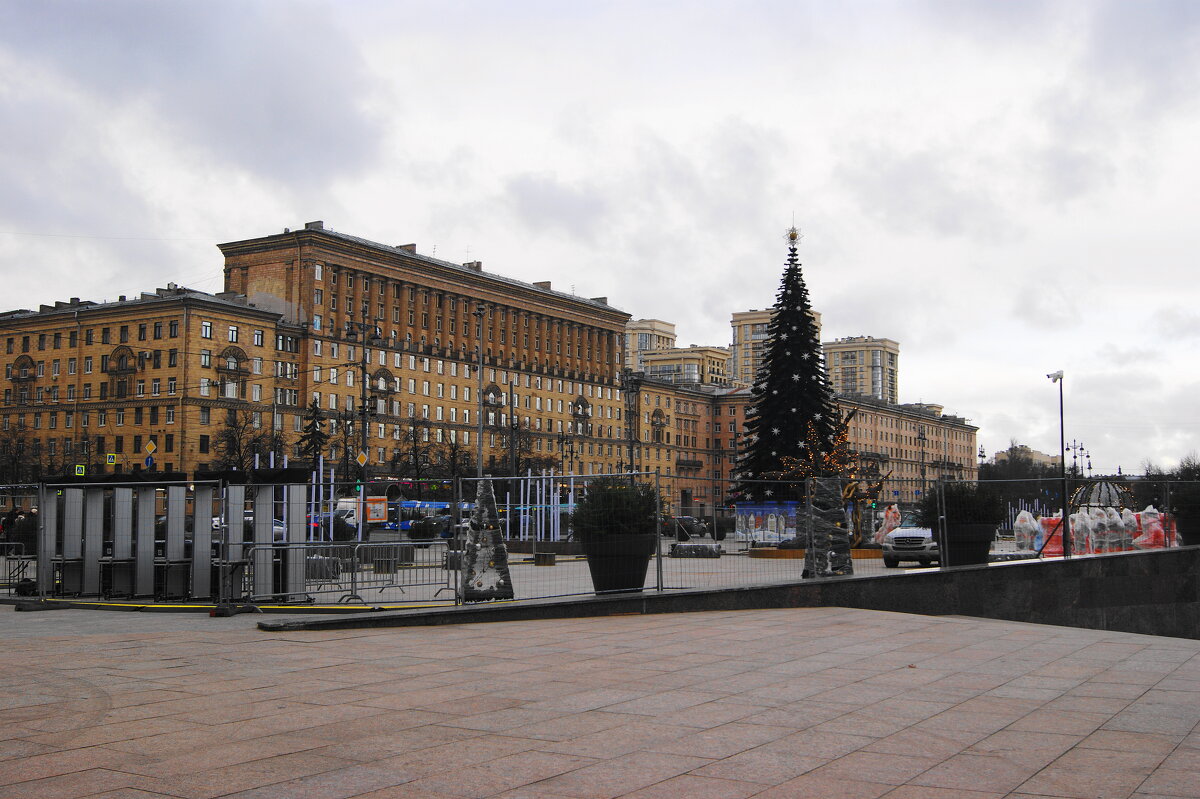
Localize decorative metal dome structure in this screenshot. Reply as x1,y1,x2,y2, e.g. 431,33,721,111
1070,480,1133,511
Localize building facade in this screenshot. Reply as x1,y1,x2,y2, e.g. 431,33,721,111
220,222,633,478
642,345,731,386
708,389,978,507
822,336,899,404
0,223,977,517
623,319,676,372
730,308,822,387
0,286,297,479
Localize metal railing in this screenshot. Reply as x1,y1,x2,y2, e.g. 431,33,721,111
236,540,459,605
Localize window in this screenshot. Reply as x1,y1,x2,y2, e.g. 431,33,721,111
198,435,210,453
199,407,211,424
169,320,179,337
151,378,160,396
314,263,323,280
138,324,147,341
228,325,238,342
67,357,76,375
166,407,175,424
168,348,178,367
119,326,129,343
136,380,145,397
199,377,210,396
201,321,212,339
253,329,264,347
167,377,176,394
200,349,211,367
153,322,163,339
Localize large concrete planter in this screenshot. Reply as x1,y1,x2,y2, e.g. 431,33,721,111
581,533,656,593
943,522,995,567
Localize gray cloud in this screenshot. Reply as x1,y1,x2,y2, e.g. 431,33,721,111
834,144,1009,239
502,173,612,243
0,0,384,189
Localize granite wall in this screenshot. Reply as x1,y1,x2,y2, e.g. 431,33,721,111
262,547,1200,639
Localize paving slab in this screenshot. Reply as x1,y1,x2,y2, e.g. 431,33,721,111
1,604,1199,798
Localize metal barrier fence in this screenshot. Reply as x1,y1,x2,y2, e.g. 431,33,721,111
236,540,458,605
3,474,1195,607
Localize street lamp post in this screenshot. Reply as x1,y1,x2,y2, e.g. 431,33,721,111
1065,440,1089,478
473,303,487,479
619,368,642,479
1047,370,1072,558
344,305,383,486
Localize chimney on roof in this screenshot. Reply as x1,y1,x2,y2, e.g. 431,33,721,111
398,243,416,252
533,281,551,290
304,220,324,230
118,295,126,302
590,297,608,305
463,261,483,271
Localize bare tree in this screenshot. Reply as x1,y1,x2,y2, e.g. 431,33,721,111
213,408,288,473
390,416,442,496
0,421,33,483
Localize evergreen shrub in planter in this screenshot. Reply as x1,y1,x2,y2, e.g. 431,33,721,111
917,482,1005,566
1170,481,1200,547
572,478,659,593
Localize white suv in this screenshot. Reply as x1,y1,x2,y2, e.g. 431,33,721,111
882,512,938,568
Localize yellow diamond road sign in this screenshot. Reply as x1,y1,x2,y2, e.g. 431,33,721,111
145,440,157,455
355,451,368,468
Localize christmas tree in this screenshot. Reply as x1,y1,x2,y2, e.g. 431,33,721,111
735,227,846,500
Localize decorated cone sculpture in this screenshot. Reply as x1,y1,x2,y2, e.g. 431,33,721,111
461,478,515,602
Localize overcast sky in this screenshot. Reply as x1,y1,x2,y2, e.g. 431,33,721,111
2,0,1198,474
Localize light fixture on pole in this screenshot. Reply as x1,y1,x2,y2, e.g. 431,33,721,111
473,303,487,479
1046,370,1071,558
344,304,383,487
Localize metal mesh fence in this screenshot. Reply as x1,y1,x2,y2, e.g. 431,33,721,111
3,474,1195,605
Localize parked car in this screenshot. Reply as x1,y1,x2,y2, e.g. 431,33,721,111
211,514,287,541
882,512,938,568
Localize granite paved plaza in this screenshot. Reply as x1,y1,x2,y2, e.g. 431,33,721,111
1,605,1199,798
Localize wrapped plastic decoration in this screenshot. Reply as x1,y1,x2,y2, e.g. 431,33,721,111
873,503,902,544
1040,513,1065,556
1072,511,1093,555
1133,505,1165,549
1105,507,1124,552
1094,506,1108,551
1013,510,1039,551
1121,508,1139,548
